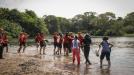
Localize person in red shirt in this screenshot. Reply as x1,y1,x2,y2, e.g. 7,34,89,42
17,32,28,53
78,32,84,45
56,33,63,55
0,28,4,59
78,32,84,51
63,33,70,56
2,32,8,53
39,33,46,54
70,32,74,41
35,33,40,50
68,32,74,53
53,32,58,55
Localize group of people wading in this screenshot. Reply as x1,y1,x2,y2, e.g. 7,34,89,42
53,32,92,66
0,28,47,58
0,28,113,68
53,32,113,68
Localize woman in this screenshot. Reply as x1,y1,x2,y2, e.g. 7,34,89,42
72,36,80,65
98,37,113,68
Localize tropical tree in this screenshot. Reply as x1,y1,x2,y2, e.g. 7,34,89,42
44,15,59,34
0,19,22,38
124,12,134,34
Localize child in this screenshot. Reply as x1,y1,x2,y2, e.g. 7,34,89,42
72,36,80,65
97,37,113,68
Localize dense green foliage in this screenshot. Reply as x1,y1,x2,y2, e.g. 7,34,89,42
0,19,22,38
0,8,48,38
44,12,134,36
0,8,134,37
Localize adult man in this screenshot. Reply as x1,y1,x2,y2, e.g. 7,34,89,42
53,32,58,55
17,32,28,53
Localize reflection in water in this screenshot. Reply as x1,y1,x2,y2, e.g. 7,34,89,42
75,66,80,75
83,65,90,75
100,69,111,75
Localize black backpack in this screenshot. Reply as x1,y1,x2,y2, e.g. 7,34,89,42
84,35,91,45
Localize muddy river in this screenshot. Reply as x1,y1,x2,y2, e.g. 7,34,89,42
0,37,134,75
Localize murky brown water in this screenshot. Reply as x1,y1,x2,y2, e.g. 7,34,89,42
0,37,134,75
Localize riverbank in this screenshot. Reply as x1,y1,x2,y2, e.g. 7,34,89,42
124,34,134,37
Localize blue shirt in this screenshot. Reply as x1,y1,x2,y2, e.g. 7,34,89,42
101,41,110,52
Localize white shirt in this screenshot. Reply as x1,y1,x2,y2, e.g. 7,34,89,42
72,39,80,48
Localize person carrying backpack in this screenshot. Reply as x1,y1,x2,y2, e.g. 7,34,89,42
83,33,92,65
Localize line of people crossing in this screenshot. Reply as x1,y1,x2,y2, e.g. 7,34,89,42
0,28,113,68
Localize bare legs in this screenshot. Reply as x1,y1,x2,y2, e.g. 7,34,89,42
100,60,111,68
36,43,39,50
108,60,111,68
6,46,8,53
100,60,102,68
23,46,26,53
40,46,46,54
56,48,62,55
54,47,56,55
18,45,26,53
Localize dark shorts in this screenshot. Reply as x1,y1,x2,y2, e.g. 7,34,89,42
84,46,90,51
100,51,110,60
54,42,57,48
3,43,8,47
0,45,4,58
40,42,46,47
57,43,62,48
68,44,72,53
20,42,26,46
63,43,69,49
